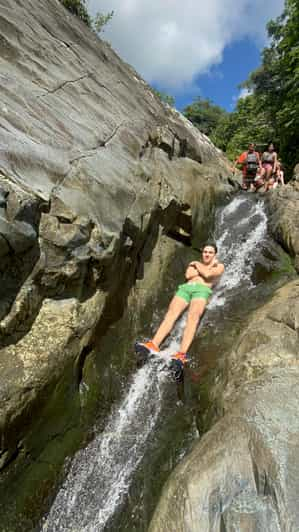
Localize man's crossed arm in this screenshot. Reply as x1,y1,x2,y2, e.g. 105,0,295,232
188,261,224,282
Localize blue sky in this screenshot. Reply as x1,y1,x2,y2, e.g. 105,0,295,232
90,0,285,113
157,37,262,112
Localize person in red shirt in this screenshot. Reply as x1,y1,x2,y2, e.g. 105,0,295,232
233,143,262,190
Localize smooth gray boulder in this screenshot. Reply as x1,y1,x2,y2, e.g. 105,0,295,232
267,178,299,271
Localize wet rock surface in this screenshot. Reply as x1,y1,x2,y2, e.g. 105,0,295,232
149,280,299,532
267,177,299,272
0,0,236,527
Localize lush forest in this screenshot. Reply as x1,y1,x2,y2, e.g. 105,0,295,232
184,0,299,177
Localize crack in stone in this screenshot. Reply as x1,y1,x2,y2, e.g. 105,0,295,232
48,118,164,200
0,231,14,254
48,121,125,204
39,24,84,62
268,315,298,334
69,121,125,165
101,120,125,146
90,79,116,99
29,9,91,63
37,73,92,98
30,79,48,94
26,16,115,98
33,72,114,102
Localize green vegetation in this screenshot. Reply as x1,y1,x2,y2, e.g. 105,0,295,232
183,0,299,176
59,0,113,33
152,89,175,107
59,0,91,26
94,10,114,33
246,0,299,174
210,95,274,161
184,97,227,137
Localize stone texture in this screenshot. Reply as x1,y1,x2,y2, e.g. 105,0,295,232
267,178,299,271
293,163,299,181
149,280,299,532
0,0,236,525
0,291,106,465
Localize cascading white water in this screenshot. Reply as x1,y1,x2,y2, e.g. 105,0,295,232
42,195,268,531
209,196,267,308
42,363,169,532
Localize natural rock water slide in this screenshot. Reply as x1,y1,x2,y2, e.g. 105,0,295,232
148,191,299,530
42,194,293,532
0,2,298,530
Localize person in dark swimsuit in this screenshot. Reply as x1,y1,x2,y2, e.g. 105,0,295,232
260,142,278,191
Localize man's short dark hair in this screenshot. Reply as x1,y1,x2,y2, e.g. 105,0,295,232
203,242,217,253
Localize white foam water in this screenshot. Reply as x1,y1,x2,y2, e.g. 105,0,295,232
42,195,268,531
209,196,267,309
218,195,248,226
42,354,174,532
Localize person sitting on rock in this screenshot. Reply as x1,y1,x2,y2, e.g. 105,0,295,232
135,243,224,376
233,143,261,191
273,160,285,188
260,142,278,191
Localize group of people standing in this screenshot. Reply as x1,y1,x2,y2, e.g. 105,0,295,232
233,142,285,192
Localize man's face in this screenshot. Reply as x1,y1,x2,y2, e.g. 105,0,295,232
248,144,255,152
202,246,216,265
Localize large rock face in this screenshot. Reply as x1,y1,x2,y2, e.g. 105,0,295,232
0,0,235,526
267,177,299,271
149,280,299,532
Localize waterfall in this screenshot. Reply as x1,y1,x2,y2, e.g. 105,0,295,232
210,195,267,308
42,194,267,531
42,364,168,532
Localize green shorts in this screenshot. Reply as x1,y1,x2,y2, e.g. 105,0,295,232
175,282,212,303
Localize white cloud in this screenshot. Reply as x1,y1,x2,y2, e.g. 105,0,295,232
88,0,284,89
230,87,253,109
238,87,253,99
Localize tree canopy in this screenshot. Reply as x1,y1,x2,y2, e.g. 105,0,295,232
246,0,299,173
183,97,227,137
183,0,299,177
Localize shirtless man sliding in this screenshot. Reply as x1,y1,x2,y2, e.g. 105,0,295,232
135,243,224,371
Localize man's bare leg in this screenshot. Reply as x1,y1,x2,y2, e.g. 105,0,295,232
264,167,273,191
152,296,189,348
179,298,207,354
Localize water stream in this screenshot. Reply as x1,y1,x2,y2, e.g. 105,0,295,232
42,194,284,532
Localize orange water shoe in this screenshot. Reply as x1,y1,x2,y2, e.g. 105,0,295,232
171,351,188,365
135,340,160,356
